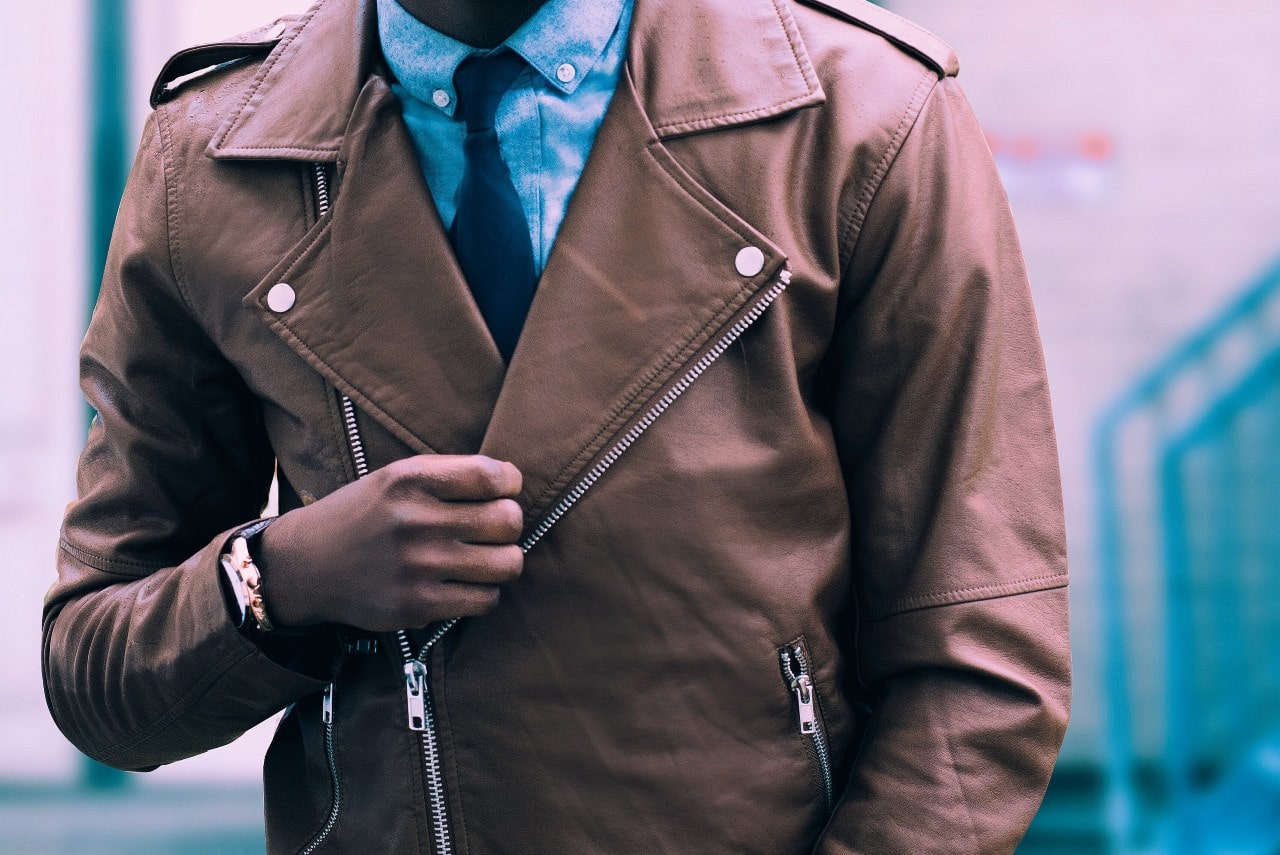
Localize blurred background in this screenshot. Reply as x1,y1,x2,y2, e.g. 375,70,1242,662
2,0,1278,852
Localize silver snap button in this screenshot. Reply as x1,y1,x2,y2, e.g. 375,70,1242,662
735,246,766,277
556,63,577,84
267,283,296,313
432,89,451,109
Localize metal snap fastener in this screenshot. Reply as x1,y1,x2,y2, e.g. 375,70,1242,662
267,283,296,313
735,246,766,277
432,89,451,109
556,63,577,84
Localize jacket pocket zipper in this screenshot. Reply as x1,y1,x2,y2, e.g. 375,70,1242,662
298,681,341,854
316,161,791,855
779,640,834,813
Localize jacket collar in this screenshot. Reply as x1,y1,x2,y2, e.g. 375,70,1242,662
208,0,823,159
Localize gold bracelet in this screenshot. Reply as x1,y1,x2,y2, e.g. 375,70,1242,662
227,535,276,632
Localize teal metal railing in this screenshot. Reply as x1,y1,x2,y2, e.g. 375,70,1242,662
1093,257,1280,854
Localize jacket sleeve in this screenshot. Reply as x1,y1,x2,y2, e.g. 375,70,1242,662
42,111,341,772
816,77,1071,854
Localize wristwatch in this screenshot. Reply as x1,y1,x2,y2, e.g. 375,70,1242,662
220,521,276,633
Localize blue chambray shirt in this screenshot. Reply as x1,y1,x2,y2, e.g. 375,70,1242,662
376,0,633,274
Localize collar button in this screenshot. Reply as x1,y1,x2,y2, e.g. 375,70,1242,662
556,63,577,84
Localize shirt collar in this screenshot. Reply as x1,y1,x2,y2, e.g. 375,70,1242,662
377,0,629,117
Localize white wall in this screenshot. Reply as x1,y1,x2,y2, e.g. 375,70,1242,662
0,0,90,782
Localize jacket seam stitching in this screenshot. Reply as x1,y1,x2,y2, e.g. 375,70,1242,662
866,572,1068,622
154,104,196,313
530,282,748,513
59,538,166,575
769,0,821,93
650,0,818,138
524,139,762,514
209,0,326,152
270,313,437,456
653,91,818,137
643,140,763,244
217,145,342,156
250,221,435,456
836,71,936,269
97,645,253,765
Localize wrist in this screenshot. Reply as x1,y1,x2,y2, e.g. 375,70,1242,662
254,513,324,627
220,520,278,633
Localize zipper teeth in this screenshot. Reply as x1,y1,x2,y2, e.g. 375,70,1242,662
322,154,790,852
414,619,458,662
396,630,415,661
300,716,342,855
409,269,789,663
519,271,791,554
417,269,790,848
313,162,331,218
791,644,834,812
340,396,369,478
420,695,452,855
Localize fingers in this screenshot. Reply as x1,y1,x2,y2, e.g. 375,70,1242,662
383,580,505,629
437,543,524,586
453,498,525,544
434,582,504,618
386,455,522,502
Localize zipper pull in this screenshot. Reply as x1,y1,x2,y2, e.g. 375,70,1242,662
404,660,428,732
322,682,335,725
792,673,818,735
782,646,818,736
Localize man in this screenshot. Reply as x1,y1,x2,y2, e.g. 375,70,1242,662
43,0,1071,852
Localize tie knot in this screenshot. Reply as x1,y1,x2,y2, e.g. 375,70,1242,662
453,49,527,133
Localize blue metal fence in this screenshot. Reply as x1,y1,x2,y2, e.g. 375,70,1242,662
1093,257,1280,854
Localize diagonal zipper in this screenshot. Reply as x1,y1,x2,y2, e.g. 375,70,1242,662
318,159,790,855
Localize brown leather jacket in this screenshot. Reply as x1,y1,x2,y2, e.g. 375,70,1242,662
44,0,1070,852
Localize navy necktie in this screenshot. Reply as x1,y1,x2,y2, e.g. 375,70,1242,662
449,50,537,363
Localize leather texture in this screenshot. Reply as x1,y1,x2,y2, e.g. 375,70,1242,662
44,0,1071,852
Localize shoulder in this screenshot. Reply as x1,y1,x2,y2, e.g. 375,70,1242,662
144,14,305,174
149,15,299,109
790,0,959,79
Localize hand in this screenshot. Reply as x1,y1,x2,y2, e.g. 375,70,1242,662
255,455,524,631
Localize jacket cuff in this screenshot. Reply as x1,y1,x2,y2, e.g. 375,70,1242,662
212,521,346,683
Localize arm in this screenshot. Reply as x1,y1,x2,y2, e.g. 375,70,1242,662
817,77,1070,854
42,112,342,771
42,110,527,772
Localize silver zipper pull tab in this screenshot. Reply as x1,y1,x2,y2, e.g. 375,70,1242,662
405,660,428,732
793,673,817,735
322,682,335,725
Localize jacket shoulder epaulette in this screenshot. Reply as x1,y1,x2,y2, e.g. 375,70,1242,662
149,16,297,109
795,0,959,78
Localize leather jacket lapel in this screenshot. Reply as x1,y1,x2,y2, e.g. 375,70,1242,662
233,0,818,479
481,70,788,521
246,76,504,456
